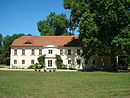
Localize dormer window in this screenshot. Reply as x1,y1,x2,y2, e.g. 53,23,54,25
24,42,32,44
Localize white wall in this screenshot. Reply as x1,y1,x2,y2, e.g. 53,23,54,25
10,44,84,69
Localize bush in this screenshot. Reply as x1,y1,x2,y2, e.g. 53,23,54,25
37,55,45,68
28,65,35,69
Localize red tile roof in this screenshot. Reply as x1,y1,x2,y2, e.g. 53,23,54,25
11,36,80,47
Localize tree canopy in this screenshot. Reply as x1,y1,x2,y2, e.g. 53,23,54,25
0,33,2,55
37,12,72,36
64,0,129,57
0,33,25,65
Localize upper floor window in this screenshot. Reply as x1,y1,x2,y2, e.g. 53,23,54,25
31,60,34,64
77,49,80,55
48,50,52,54
77,59,81,65
22,60,25,64
39,49,42,55
14,60,17,64
68,49,71,55
22,49,25,55
31,49,35,55
60,49,63,55
48,60,52,67
14,49,17,55
68,60,71,64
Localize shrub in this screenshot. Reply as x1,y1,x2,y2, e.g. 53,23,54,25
55,55,62,69
37,55,45,68
28,65,35,69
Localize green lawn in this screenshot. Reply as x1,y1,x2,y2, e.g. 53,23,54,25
0,71,130,98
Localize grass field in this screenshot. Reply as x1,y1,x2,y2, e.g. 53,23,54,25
0,71,130,98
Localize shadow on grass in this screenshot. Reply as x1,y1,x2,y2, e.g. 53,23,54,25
78,69,130,73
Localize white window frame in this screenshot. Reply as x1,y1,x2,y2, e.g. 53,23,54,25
48,60,52,67
60,49,63,55
39,49,42,55
31,49,35,55
48,50,52,54
68,60,71,64
22,60,25,64
14,60,17,64
22,49,25,55
31,60,34,64
14,49,17,55
68,49,71,55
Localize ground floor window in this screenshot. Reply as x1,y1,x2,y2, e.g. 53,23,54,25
31,60,34,64
68,60,71,64
22,60,25,64
14,60,17,64
48,60,52,67
77,59,81,65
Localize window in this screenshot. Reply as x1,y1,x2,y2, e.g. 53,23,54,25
22,49,25,55
31,60,34,64
77,59,81,65
68,49,71,55
77,49,80,55
24,42,32,44
14,60,17,64
48,50,52,54
60,49,63,55
22,60,25,64
68,60,71,64
14,49,17,55
48,60,52,67
31,49,35,55
39,49,42,55
92,60,96,64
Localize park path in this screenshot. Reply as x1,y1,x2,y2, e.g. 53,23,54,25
0,68,77,72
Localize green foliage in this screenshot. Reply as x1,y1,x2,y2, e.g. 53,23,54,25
37,55,46,68
55,55,66,69
64,0,129,70
0,33,2,55
28,64,35,69
33,63,41,69
0,33,25,65
37,12,72,36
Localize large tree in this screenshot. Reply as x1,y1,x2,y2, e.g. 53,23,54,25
1,33,25,65
0,33,2,54
37,12,72,36
64,0,129,71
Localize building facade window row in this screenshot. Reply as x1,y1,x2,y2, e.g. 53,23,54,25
14,60,35,65
14,49,81,56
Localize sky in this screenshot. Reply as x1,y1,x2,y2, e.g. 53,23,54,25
0,0,79,37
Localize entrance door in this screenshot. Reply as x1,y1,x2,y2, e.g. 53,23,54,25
48,60,52,67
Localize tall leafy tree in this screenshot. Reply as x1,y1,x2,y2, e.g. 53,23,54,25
64,0,129,71
0,33,2,54
37,12,72,36
0,33,3,64
2,33,25,65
